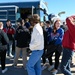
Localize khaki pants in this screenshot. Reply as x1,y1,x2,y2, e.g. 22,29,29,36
13,47,27,68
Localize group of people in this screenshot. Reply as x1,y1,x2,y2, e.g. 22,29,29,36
0,18,31,73
0,14,75,75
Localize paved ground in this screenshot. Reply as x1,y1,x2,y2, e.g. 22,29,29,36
0,54,75,75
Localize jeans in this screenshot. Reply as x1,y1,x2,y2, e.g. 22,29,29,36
0,50,6,70
26,50,43,75
7,41,13,56
60,48,74,75
42,49,46,64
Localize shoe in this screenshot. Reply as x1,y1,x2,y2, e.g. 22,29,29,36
14,65,22,68
9,54,14,58
2,68,8,73
22,66,27,70
48,65,54,71
41,65,47,70
51,69,58,75
24,67,27,70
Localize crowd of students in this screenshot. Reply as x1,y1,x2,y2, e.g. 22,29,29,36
0,14,75,75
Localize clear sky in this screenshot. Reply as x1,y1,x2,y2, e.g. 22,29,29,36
0,0,75,20
44,0,75,20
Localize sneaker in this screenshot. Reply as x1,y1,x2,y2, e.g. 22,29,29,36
41,65,47,70
22,66,27,70
9,54,14,58
51,69,58,75
2,68,8,73
24,67,27,70
14,65,22,68
48,65,54,71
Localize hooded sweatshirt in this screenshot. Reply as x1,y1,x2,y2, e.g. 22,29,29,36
62,16,75,51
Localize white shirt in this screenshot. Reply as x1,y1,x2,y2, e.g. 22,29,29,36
29,23,44,51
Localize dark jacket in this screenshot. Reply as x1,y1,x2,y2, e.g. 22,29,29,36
0,29,9,51
42,27,47,49
15,26,31,48
46,27,52,44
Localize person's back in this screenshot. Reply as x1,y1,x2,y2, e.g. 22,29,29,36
60,15,75,75
62,16,75,50
60,22,68,32
26,14,44,75
0,22,9,73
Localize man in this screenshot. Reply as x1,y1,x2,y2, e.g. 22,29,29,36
26,14,44,75
3,19,15,58
0,22,9,73
60,15,75,75
13,18,30,69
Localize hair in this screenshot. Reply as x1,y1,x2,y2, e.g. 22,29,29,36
32,14,40,23
0,22,3,26
6,19,11,22
46,21,50,24
17,18,22,25
53,20,60,34
25,18,29,22
0,22,3,29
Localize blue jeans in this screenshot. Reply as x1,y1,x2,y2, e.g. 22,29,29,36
26,50,43,75
60,48,74,75
7,41,13,56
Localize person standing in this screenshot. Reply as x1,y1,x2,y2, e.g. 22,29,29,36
40,22,48,70
46,19,64,75
26,14,44,75
0,22,9,73
3,19,15,58
41,21,52,70
60,15,75,75
60,22,68,32
13,18,30,69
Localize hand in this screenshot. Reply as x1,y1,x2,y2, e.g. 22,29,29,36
68,16,75,25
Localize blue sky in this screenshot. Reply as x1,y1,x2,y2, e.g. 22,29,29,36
0,0,75,20
45,0,75,20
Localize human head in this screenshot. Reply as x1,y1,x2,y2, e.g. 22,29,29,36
0,22,3,29
53,19,61,30
40,22,44,27
6,19,11,27
25,18,29,22
31,14,40,26
63,22,66,25
46,21,51,28
17,18,22,26
22,19,25,26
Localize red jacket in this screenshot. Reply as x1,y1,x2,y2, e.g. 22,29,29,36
3,27,15,40
62,16,75,51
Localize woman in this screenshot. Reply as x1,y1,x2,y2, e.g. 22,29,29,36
26,14,44,75
47,19,64,75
